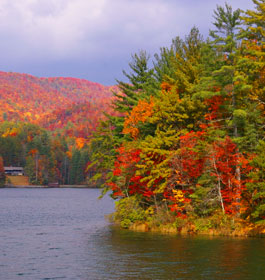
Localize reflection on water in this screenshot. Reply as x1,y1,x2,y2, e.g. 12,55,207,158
0,189,264,280
95,229,265,280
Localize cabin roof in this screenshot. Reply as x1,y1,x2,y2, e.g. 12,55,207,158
4,167,24,171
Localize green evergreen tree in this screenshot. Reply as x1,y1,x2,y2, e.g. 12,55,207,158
114,50,159,113
88,50,160,189
246,140,265,224
69,149,82,185
209,3,245,137
25,156,37,184
0,156,6,187
88,120,118,189
237,0,265,144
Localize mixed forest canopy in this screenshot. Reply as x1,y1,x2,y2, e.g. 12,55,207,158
0,0,264,231
89,0,265,228
0,73,116,185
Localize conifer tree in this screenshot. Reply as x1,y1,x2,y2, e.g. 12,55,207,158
238,0,265,143
114,50,159,113
239,0,265,222
88,51,159,189
245,140,265,224
124,28,207,197
209,3,243,137
108,50,159,142
207,3,247,215
155,27,204,98
0,156,5,187
69,149,81,185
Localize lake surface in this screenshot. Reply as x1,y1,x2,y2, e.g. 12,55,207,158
0,188,264,280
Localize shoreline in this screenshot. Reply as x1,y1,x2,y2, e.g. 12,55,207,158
126,222,265,238
1,184,99,189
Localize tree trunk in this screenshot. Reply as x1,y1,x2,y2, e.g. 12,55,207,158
213,157,225,214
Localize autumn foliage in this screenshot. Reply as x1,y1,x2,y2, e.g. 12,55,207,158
0,72,119,185
123,97,154,139
89,1,265,231
0,71,116,138
1,1,264,232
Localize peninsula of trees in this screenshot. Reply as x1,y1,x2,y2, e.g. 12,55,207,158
90,0,265,235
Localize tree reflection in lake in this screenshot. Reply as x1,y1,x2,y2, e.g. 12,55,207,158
0,189,264,280
93,228,265,280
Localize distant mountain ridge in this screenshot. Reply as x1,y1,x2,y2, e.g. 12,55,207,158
0,71,117,137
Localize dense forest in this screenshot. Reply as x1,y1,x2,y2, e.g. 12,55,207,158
0,73,116,185
0,0,264,234
89,0,265,233
0,72,116,136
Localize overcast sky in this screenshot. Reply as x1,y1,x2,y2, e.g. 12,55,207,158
0,0,255,85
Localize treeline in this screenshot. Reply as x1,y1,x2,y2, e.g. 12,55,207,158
0,122,91,185
89,1,265,229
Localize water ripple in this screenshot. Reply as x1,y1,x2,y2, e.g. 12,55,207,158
0,188,264,280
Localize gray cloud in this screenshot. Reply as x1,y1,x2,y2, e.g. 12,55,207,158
0,0,255,84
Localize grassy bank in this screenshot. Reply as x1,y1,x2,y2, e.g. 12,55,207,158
6,175,29,186
110,197,265,238
127,220,265,238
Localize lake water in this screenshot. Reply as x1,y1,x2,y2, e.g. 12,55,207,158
0,188,264,280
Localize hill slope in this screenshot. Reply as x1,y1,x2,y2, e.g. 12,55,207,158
0,71,116,137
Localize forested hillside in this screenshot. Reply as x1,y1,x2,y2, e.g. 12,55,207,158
0,71,115,137
0,72,116,185
89,1,265,234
